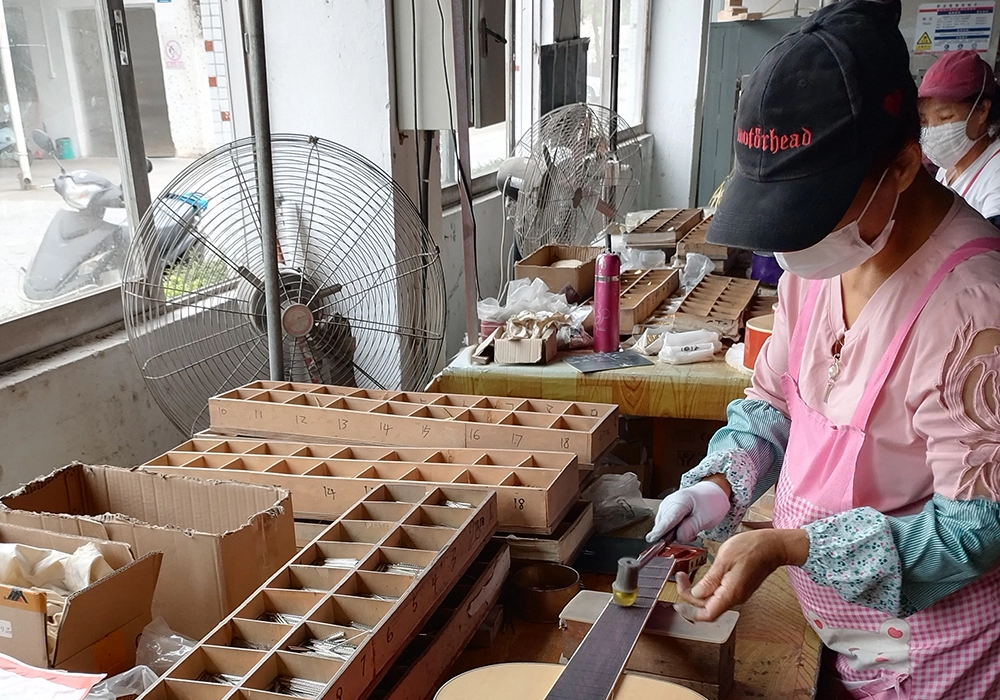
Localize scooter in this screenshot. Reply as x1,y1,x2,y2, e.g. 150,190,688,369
23,129,207,301
0,103,33,167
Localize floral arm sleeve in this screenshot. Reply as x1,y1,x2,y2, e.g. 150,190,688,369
800,496,1000,617
678,398,790,541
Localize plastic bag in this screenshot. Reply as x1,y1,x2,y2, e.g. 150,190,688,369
84,666,157,699
580,473,652,534
135,617,196,676
620,248,667,272
680,253,716,292
657,329,722,365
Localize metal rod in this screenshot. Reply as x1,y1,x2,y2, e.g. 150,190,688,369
450,0,479,346
241,0,284,380
609,0,621,152
0,0,33,187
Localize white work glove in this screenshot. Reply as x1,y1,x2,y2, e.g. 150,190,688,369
646,480,731,544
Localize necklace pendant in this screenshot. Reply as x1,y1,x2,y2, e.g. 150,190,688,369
823,354,841,403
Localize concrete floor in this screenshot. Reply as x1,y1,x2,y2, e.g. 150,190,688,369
0,156,193,320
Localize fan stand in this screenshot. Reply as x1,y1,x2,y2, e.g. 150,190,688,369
241,0,284,380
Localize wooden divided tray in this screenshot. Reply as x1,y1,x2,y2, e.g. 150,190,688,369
674,275,758,323
368,540,510,700
618,269,680,331
143,438,579,534
139,482,498,700
675,215,728,261
209,382,619,464
625,209,703,248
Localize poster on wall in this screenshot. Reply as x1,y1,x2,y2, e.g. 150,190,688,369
914,2,995,53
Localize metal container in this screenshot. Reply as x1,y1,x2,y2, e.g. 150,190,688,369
511,563,582,623
592,252,621,353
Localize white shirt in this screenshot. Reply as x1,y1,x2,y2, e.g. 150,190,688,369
937,138,1000,220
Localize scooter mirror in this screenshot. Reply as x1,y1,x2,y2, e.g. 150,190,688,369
32,130,55,154
146,158,153,173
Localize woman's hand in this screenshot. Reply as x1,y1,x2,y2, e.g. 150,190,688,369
675,528,810,622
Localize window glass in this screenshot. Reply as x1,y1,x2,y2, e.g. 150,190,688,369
0,0,237,326
440,122,509,187
579,0,649,127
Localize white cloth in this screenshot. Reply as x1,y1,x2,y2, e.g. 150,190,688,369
937,138,1000,219
0,543,113,662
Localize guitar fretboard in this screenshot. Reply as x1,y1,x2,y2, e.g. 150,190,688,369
544,557,675,700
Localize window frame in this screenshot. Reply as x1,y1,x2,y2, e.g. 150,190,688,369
440,0,517,204
0,0,150,368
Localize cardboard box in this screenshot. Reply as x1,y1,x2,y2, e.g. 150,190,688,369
494,330,558,365
0,464,296,639
514,245,602,299
0,523,161,674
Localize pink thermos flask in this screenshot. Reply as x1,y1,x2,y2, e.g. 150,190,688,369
592,249,621,353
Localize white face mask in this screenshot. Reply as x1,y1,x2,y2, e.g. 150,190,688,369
775,169,899,279
921,120,982,170
920,76,986,170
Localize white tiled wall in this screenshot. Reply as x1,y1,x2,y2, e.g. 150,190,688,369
200,0,234,146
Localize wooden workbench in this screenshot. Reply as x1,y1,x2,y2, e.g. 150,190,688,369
445,566,820,699
434,348,752,421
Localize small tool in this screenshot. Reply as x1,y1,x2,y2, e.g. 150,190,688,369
612,534,672,607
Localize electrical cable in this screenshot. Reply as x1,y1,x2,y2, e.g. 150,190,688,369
435,0,483,300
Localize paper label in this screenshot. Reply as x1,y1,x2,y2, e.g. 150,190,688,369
0,621,11,639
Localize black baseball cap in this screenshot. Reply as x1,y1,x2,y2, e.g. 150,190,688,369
707,0,916,253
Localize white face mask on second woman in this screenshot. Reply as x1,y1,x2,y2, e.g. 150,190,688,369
921,119,984,169
775,168,899,279
920,80,986,169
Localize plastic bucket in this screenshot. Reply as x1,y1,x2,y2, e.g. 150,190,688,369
744,314,774,371
55,137,74,160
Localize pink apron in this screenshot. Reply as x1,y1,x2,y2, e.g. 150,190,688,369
772,238,1000,699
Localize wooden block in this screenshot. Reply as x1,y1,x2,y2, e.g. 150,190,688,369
143,438,579,535
494,330,558,365
208,382,619,464
560,591,737,700
498,501,594,564
142,485,499,700
368,541,510,700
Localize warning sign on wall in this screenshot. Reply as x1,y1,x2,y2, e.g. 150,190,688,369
914,2,995,53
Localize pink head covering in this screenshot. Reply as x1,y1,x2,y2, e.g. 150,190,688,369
919,50,997,102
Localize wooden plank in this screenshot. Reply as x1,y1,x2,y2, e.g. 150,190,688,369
209,383,618,464
142,438,579,535
142,485,499,700
369,541,510,700
432,351,751,422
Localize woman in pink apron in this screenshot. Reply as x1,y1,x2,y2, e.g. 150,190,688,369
646,3,1000,698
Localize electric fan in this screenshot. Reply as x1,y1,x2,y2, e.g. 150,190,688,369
123,134,446,435
500,103,641,255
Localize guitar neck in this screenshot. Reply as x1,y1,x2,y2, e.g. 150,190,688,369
543,556,676,700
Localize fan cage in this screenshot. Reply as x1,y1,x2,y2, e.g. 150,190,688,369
512,103,642,255
123,133,446,435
